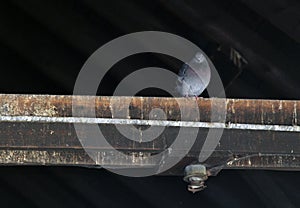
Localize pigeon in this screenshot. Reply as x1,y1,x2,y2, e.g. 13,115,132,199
176,52,211,97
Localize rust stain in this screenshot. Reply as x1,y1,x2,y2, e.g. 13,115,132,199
0,94,299,170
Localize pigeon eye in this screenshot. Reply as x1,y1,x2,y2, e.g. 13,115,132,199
195,53,205,62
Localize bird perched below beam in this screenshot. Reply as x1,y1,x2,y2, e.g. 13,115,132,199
176,52,211,97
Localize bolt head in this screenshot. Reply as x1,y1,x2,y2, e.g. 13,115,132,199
183,164,208,182
183,164,208,193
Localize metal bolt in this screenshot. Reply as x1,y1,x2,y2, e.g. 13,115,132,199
183,164,208,193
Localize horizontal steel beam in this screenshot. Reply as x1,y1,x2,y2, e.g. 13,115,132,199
0,94,299,175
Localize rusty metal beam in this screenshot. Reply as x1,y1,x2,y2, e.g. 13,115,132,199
0,94,299,175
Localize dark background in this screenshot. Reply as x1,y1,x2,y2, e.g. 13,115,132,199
0,0,299,207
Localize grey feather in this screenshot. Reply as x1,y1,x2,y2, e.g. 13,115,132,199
176,52,211,97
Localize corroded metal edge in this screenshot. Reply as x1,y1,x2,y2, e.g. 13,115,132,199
0,94,299,173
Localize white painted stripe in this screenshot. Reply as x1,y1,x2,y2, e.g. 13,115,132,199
0,115,299,132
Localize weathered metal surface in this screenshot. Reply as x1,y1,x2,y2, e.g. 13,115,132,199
0,94,299,174
1,94,299,125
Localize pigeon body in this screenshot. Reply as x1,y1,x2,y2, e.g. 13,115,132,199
176,52,211,97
